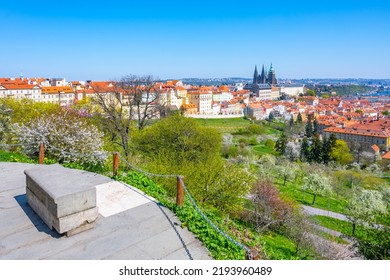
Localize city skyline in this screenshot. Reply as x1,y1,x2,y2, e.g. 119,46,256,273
1,0,389,80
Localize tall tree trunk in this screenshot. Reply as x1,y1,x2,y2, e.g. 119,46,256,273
312,194,317,205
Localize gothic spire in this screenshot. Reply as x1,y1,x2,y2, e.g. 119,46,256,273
253,65,259,84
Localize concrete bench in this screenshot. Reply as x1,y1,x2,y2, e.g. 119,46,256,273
24,164,98,237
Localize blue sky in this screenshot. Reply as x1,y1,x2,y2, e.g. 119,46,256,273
1,0,389,80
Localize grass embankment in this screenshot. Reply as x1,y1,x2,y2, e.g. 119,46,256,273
0,150,34,163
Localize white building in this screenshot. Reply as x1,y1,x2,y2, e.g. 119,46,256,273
279,85,304,97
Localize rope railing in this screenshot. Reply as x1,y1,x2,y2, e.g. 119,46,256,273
118,153,254,259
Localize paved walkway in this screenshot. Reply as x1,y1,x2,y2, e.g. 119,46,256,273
0,162,211,260
302,205,348,221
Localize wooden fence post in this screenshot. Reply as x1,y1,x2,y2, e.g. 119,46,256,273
176,176,184,207
38,142,45,164
113,152,120,176
245,249,260,260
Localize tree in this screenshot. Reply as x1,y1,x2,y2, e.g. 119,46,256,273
275,132,288,155
0,103,12,143
92,75,164,156
16,110,106,167
353,213,390,259
313,117,319,136
284,141,301,161
296,112,303,124
305,119,313,137
346,190,386,235
284,211,315,258
133,114,221,166
247,179,293,233
330,139,353,165
321,136,331,164
289,116,294,127
268,112,275,122
132,114,253,214
310,137,323,163
301,172,332,205
300,137,310,162
277,160,298,186
306,89,316,96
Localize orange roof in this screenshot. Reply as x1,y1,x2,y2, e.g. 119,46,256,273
41,86,73,94
0,84,40,90
371,144,380,153
382,151,390,160
183,104,196,109
324,126,390,138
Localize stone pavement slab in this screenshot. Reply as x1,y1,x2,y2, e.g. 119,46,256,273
0,162,211,260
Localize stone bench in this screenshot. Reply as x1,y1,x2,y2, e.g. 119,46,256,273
24,164,98,237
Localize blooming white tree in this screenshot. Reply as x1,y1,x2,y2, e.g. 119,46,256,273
346,189,387,235
301,172,332,205
16,111,106,166
284,141,301,161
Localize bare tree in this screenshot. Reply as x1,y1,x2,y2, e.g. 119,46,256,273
91,75,164,156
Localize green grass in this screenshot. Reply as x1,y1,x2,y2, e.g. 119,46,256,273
194,117,251,133
259,232,300,260
253,145,277,156
311,215,365,238
0,149,34,163
274,176,349,215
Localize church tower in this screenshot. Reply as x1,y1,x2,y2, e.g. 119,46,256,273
268,63,277,85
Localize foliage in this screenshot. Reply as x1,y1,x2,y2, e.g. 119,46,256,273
132,114,253,214
0,98,60,125
264,139,275,149
305,119,313,137
301,172,332,205
276,160,298,186
246,179,294,233
300,137,310,162
284,141,300,161
16,110,106,168
346,189,386,235
353,213,390,260
133,114,221,165
0,150,34,163
330,139,353,165
296,112,303,124
275,132,288,155
183,157,254,214
0,103,12,143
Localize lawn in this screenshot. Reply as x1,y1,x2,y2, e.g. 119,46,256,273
274,176,349,215
194,117,251,133
253,144,277,156
311,215,365,238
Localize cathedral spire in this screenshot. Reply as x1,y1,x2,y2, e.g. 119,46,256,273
260,64,266,84
253,65,259,84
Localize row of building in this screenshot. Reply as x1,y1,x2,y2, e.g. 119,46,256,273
0,72,304,116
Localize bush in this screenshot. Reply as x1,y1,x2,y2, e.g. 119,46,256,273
16,110,106,168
